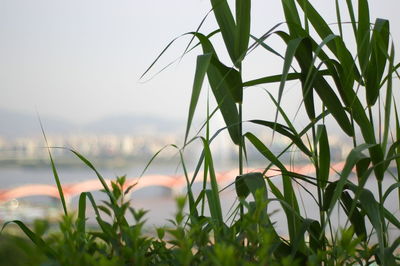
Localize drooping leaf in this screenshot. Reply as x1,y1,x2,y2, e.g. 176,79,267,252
277,32,353,136
340,191,367,240
185,53,212,143
235,172,267,199
210,56,243,103
358,189,385,262
1,220,56,258
191,32,241,144
323,144,372,214
249,119,312,157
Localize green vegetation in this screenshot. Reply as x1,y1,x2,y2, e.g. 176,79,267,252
2,0,400,265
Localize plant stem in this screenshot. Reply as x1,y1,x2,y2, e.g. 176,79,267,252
312,124,325,251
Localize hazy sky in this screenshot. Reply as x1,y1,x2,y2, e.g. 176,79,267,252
0,0,399,124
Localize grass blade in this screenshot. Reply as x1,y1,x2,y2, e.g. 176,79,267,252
243,72,301,87
245,132,302,247
358,189,385,263
323,144,373,216
281,0,302,36
190,32,241,144
366,19,390,106
185,53,212,144
382,44,394,153
249,119,312,157
1,220,56,258
235,0,251,64
210,0,237,64
357,0,370,75
317,125,330,189
76,192,87,238
201,137,223,228
38,117,68,216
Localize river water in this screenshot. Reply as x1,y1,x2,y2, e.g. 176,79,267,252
0,165,399,242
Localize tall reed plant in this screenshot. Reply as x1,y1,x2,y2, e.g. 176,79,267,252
144,0,400,264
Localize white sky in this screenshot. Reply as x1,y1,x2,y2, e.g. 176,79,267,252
0,0,399,124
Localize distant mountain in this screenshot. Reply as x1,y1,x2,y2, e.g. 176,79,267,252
0,109,183,138
83,114,183,135
0,109,76,138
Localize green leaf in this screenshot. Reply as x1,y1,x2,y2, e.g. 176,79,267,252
243,72,301,87
383,181,400,204
357,0,370,75
345,0,357,37
38,118,68,216
245,132,302,247
366,19,390,106
281,0,302,36
277,32,353,136
210,56,243,103
235,172,267,199
358,189,385,261
355,157,371,182
249,119,312,157
210,0,237,64
245,132,286,170
323,144,372,213
190,32,241,144
185,53,212,144
98,205,112,217
235,0,251,64
68,149,113,200
340,191,367,240
276,37,306,123
295,0,358,92
382,45,395,153
384,140,400,171
76,192,87,237
317,125,330,189
292,219,321,256
1,220,56,258
307,220,324,253
202,138,223,228
383,208,400,229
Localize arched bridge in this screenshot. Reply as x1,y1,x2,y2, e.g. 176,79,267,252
0,162,346,204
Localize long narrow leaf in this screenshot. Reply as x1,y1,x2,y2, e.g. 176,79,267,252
366,19,390,106
1,220,56,258
317,125,330,189
357,0,370,75
210,0,237,64
235,0,251,64
249,119,312,157
38,117,68,216
185,53,212,143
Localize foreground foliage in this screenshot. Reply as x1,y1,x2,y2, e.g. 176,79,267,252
2,0,400,265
